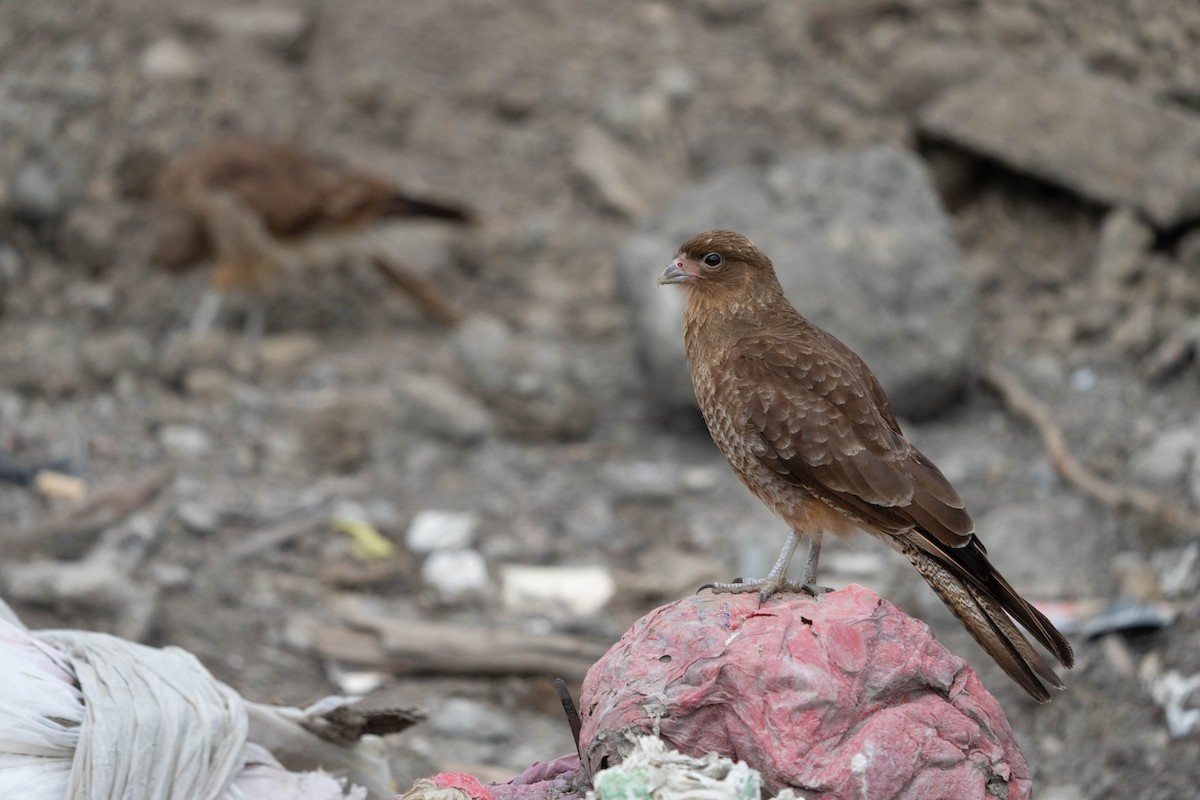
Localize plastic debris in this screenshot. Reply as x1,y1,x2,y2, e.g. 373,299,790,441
588,734,803,800
0,598,392,799
1142,656,1200,738
332,503,396,560
1079,598,1175,640
406,510,479,554
421,549,489,601
500,564,615,617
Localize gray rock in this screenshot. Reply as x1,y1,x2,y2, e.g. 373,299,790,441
1093,208,1153,288
0,324,85,395
920,69,1200,229
158,423,213,458
176,501,221,536
454,315,595,440
1179,228,1200,267
202,6,315,61
60,204,125,270
10,152,86,223
396,373,495,444
881,42,993,112
81,330,154,381
139,37,202,82
1131,427,1199,487
564,495,618,546
429,698,512,741
420,548,489,602
0,244,23,290
616,145,976,420
603,461,681,501
572,125,651,219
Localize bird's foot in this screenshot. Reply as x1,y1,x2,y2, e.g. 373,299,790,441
699,577,832,604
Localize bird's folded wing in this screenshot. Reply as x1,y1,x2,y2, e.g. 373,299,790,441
730,334,973,547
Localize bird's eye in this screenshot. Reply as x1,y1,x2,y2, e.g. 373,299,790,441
702,253,723,268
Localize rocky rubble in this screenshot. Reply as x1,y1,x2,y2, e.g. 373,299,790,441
3,1,1200,798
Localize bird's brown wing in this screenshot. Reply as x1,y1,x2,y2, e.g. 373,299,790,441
155,138,330,238
729,332,972,547
729,332,1074,699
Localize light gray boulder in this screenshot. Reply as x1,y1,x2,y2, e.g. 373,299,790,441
616,145,977,421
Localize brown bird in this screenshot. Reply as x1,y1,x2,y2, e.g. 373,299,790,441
150,136,475,338
659,229,1074,702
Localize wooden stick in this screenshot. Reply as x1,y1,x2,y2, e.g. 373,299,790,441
554,677,583,758
982,363,1200,535
9,465,175,558
370,253,463,326
313,596,609,680
227,503,332,558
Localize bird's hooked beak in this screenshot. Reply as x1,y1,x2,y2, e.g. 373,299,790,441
657,258,694,286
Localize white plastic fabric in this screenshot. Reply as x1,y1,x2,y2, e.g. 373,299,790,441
0,600,388,800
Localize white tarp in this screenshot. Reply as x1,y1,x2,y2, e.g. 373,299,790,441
0,599,390,800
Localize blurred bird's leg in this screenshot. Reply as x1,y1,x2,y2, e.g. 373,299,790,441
243,299,267,344
369,251,463,326
701,530,829,603
190,289,225,337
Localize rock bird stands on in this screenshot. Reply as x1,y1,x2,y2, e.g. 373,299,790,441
151,136,474,338
659,230,1074,702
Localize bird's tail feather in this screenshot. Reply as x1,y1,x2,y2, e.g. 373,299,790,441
895,533,1073,703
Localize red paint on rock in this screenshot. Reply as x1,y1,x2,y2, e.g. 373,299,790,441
431,773,494,800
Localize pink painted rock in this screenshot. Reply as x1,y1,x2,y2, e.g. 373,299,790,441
579,585,1032,800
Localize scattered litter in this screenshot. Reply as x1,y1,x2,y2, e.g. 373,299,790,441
501,565,615,617
399,773,493,800
406,510,479,554
1079,598,1175,640
0,451,86,498
1142,657,1200,738
33,469,88,499
324,660,390,696
332,502,396,560
422,549,489,602
588,735,804,800
158,422,213,457
1153,541,1200,597
0,602,393,799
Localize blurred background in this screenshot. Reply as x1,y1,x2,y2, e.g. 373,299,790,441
2,0,1200,797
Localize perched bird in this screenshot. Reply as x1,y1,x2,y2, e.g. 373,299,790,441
658,229,1074,702
150,136,475,338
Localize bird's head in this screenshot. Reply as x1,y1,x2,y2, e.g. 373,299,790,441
658,230,781,308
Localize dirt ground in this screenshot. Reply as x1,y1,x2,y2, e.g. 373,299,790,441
3,1,1200,798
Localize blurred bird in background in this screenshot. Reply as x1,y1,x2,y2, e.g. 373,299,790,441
148,136,475,338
